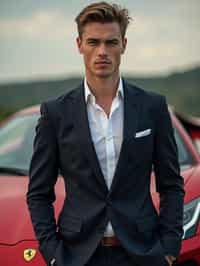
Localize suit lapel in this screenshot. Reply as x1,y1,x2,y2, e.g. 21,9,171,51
110,81,141,192
72,84,108,194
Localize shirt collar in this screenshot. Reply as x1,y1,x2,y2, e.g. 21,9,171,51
84,77,124,104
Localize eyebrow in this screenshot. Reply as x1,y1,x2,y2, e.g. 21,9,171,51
86,38,120,43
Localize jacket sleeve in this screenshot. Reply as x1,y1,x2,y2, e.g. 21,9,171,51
26,102,59,264
153,96,185,258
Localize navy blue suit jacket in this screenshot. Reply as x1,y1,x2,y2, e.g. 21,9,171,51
27,80,185,266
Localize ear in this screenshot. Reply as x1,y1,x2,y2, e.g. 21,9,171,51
121,38,127,54
76,37,83,54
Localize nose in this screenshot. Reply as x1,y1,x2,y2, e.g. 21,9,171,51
97,42,107,57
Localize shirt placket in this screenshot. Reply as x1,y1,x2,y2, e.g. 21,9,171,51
106,97,119,189
105,120,115,189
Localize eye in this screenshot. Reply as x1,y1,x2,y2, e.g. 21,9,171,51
106,39,119,46
87,39,99,46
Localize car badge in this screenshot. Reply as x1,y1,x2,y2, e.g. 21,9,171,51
23,249,36,262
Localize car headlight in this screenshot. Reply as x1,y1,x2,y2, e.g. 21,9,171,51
183,197,200,240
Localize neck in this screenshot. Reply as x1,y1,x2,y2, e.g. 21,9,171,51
85,72,120,100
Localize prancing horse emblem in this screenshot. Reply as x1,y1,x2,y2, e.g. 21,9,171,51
24,249,36,262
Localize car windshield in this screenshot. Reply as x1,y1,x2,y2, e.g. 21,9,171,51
0,114,39,172
0,113,195,173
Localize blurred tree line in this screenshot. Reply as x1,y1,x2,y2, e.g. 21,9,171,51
0,108,16,122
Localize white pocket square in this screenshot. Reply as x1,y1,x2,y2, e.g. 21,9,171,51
135,129,151,138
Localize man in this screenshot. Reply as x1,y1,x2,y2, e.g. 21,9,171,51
27,2,185,266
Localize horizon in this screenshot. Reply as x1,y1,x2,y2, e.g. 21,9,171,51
0,62,199,86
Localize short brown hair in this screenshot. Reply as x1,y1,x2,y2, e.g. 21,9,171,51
75,1,131,38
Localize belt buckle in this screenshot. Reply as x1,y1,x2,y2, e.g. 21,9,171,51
101,238,110,247
101,237,114,247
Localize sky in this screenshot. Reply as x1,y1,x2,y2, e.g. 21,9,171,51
0,0,200,83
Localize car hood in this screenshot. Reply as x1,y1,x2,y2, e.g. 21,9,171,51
0,175,65,244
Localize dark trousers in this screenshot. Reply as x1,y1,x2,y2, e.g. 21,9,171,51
85,244,139,266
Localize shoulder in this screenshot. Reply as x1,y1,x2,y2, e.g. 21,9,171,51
40,84,83,117
124,79,165,101
123,79,166,109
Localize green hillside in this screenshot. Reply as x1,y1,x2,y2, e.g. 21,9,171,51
0,65,199,121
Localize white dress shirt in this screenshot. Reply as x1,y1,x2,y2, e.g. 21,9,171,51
84,78,124,236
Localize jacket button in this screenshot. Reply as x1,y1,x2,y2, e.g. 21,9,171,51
106,196,111,204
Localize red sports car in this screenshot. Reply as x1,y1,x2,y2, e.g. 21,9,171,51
0,105,200,266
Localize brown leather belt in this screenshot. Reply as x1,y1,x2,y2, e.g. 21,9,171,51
100,236,121,246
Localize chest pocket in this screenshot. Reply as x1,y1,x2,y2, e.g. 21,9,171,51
129,128,154,162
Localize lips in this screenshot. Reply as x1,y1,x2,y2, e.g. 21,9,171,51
95,60,111,64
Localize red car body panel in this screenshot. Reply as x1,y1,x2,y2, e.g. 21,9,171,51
0,176,65,266
0,241,44,266
0,105,200,265
175,110,200,155
0,176,65,244
171,113,200,163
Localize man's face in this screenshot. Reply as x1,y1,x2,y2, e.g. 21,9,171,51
76,22,127,79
